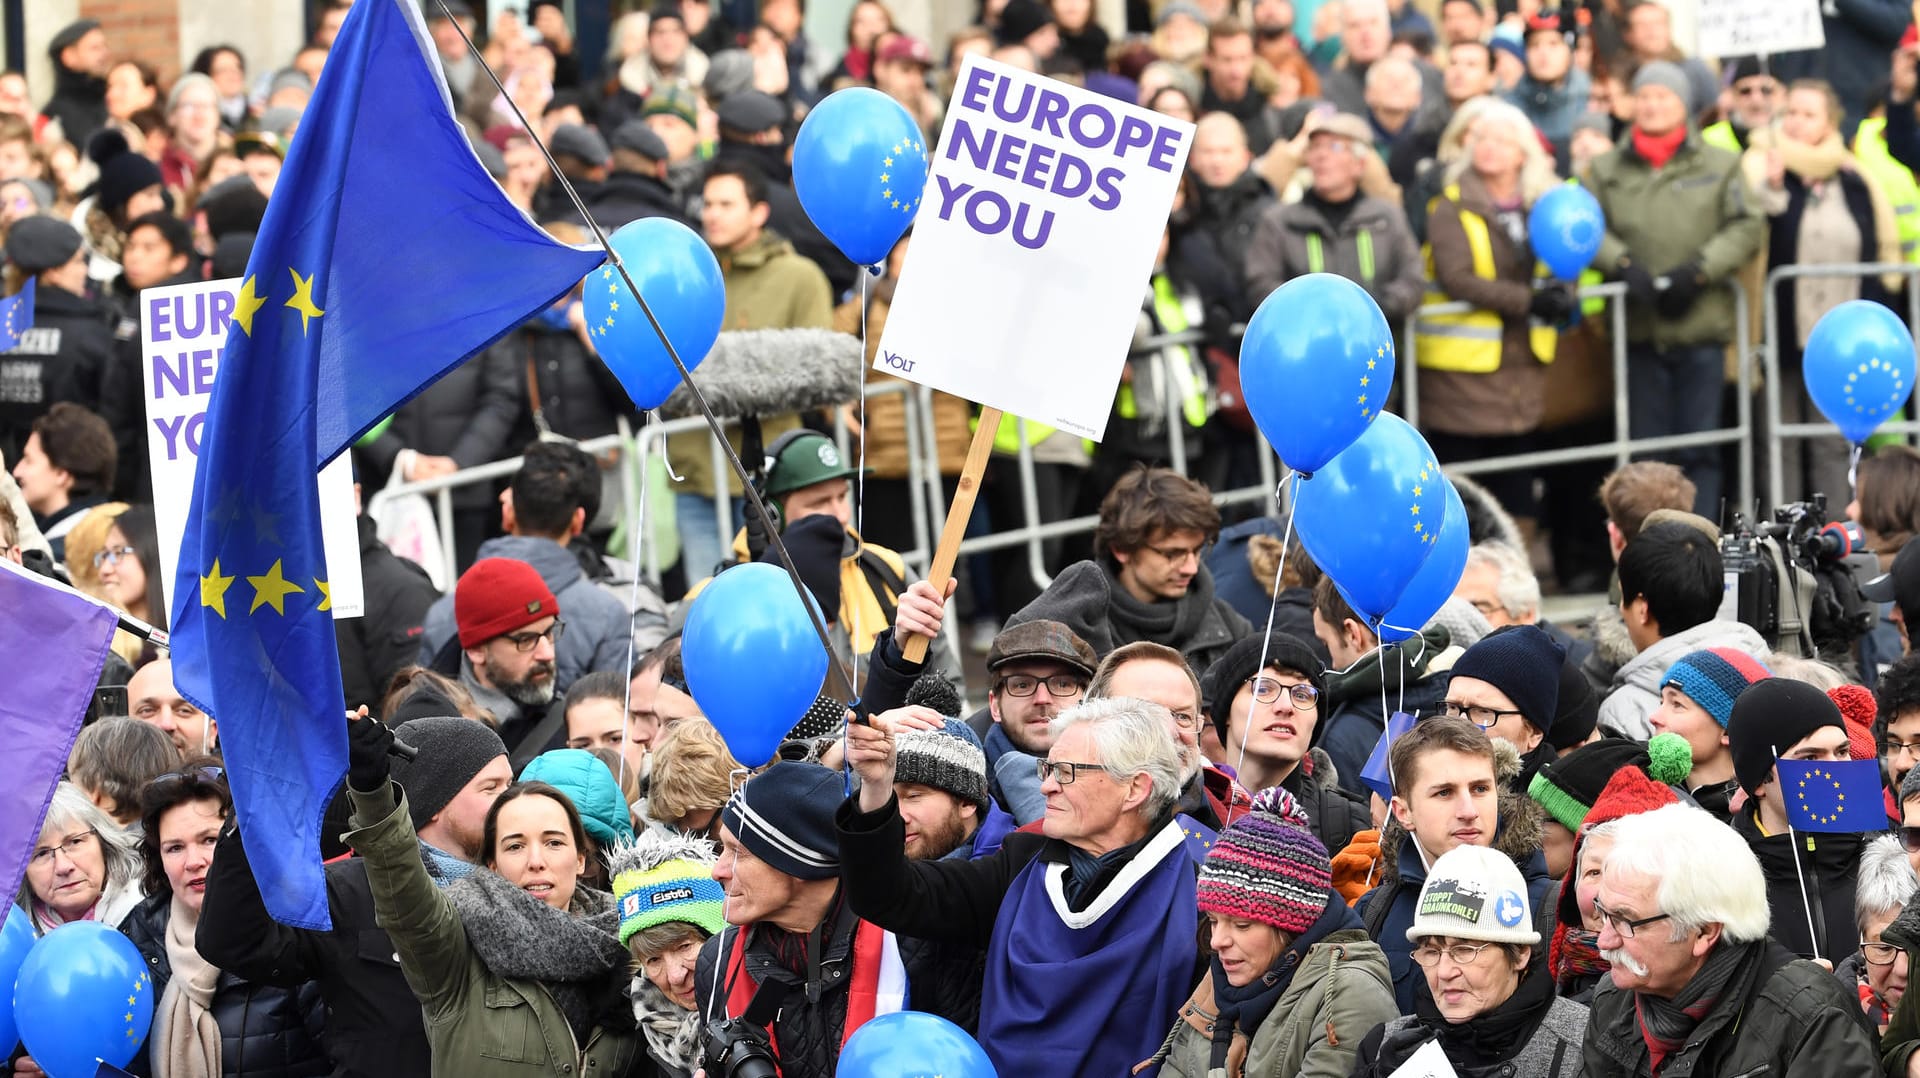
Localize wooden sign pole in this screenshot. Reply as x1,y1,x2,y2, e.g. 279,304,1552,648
902,405,1002,664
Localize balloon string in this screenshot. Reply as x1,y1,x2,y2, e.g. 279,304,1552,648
1849,442,1863,501
1230,469,1298,826
616,412,654,799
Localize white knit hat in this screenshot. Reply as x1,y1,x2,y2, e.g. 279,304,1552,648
1406,845,1540,945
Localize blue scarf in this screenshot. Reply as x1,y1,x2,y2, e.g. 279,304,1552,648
422,841,475,887
978,817,1197,1076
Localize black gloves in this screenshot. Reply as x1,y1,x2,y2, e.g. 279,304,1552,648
1656,260,1706,317
1528,283,1577,323
1619,259,1657,304
347,714,395,793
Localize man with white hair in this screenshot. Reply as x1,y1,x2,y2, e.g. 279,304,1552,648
1454,541,1541,628
1323,0,1444,121
839,698,1198,1077
1584,803,1878,1076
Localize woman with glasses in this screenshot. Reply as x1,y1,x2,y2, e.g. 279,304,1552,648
111,761,330,1077
12,781,143,935
1841,834,1916,1036
1139,787,1396,1078
98,503,166,635
1351,844,1588,1078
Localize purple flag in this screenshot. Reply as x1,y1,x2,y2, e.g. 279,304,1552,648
0,561,118,897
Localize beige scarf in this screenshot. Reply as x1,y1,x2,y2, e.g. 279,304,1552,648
152,896,221,1078
1743,127,1905,291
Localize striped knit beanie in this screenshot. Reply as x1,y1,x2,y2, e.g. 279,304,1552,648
609,830,727,947
720,761,843,880
1196,786,1331,935
893,718,989,811
1659,648,1772,728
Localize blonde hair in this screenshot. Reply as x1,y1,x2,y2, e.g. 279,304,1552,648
647,718,742,825
64,502,129,600
1444,98,1560,205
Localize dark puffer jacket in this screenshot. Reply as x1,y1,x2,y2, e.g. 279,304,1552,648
118,892,331,1077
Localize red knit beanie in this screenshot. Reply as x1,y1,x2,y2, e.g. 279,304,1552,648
1583,763,1682,829
1830,684,1879,761
455,557,559,648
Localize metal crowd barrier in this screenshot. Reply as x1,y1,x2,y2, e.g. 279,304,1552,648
1402,280,1757,512
1763,261,1920,506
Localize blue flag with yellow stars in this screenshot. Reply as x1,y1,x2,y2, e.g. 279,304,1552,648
0,279,33,351
1777,758,1883,833
169,0,601,929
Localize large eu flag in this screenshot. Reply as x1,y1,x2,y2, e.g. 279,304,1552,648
170,0,601,928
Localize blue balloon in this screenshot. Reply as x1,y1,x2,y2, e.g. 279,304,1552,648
15,921,153,1078
580,217,724,411
1803,299,1918,445
839,1011,997,1078
1294,413,1444,623
1242,273,1395,474
0,905,32,1055
793,87,929,266
682,562,830,766
1378,481,1469,644
1528,183,1605,281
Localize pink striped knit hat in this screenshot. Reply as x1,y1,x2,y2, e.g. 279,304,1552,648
1196,786,1331,935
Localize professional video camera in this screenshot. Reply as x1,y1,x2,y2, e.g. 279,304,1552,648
1720,495,1879,658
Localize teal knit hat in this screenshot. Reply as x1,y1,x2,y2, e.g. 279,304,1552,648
609,830,728,947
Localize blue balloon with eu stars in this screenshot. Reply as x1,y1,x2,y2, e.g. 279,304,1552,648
14,921,153,1078
1527,182,1604,282
1293,412,1444,624
793,87,930,267
1240,273,1395,475
1802,299,1917,445
581,218,725,411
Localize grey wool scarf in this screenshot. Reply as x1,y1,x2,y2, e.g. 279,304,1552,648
447,869,626,1041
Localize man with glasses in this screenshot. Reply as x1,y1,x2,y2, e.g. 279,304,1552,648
419,442,637,705
1586,802,1877,1077
436,556,566,764
1703,57,1784,153
1441,624,1566,790
839,697,1200,1077
1012,467,1249,676
1878,654,1920,820
1725,678,1867,966
1350,714,1555,1011
977,620,1099,826
1198,632,1369,852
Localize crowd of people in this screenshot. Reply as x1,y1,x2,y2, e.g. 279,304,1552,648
13,0,1920,1075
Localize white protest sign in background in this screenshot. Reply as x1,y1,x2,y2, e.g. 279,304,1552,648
1696,0,1824,59
141,277,364,621
876,55,1195,440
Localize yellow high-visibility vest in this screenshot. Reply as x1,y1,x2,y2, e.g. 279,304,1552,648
1415,185,1558,373
1853,116,1920,263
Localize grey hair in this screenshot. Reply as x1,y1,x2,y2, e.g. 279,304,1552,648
1856,835,1918,932
1765,653,1849,692
1049,697,1183,819
1603,803,1770,944
14,782,143,913
1443,98,1561,204
1464,541,1541,622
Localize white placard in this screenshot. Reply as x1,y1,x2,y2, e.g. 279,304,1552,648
1697,0,1825,58
875,56,1195,440
1387,1038,1461,1078
140,277,364,620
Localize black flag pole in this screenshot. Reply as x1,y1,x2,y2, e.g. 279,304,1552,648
434,1,855,704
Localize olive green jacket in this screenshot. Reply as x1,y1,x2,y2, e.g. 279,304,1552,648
1156,930,1398,1078
345,784,644,1078
1581,131,1766,350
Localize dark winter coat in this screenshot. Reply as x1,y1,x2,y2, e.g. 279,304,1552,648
1243,191,1427,321
1584,939,1880,1077
98,270,198,500
194,826,431,1078
43,62,108,149
1319,626,1451,797
1732,809,1863,966
353,340,521,510
0,283,114,462
514,317,635,443
336,514,441,715
1768,0,1913,138
586,168,691,230
1281,756,1372,858
1008,559,1252,676
1351,976,1587,1078
119,891,331,1078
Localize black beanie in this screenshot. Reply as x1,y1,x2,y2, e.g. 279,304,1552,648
1727,677,1848,795
1200,632,1327,741
758,513,843,624
1448,624,1567,737
1547,660,1598,752
87,129,165,216
390,716,508,830
1527,737,1649,832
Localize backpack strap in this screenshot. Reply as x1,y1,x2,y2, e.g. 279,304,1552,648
856,548,906,626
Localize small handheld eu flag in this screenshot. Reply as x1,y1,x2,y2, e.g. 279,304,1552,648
1776,757,1882,833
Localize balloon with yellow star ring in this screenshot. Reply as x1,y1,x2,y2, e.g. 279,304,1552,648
792,86,929,267
580,217,724,411
1241,272,1396,474
1294,411,1447,623
1803,298,1916,445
